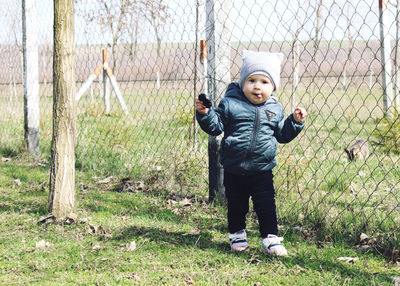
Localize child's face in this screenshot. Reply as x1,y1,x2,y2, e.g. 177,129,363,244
242,74,274,105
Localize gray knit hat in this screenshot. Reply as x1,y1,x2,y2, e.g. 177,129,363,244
239,50,284,91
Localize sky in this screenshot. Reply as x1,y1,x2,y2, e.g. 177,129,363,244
1,0,400,46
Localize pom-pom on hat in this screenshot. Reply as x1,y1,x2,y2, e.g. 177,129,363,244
239,50,284,91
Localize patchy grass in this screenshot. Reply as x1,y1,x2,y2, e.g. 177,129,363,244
0,158,399,285
1,86,399,252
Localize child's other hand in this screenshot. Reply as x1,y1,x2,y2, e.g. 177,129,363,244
196,98,209,114
293,107,307,122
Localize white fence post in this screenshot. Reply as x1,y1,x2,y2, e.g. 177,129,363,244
379,0,394,115
206,0,231,202
22,0,40,154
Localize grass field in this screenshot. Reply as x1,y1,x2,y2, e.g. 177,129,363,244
0,81,399,255
0,157,399,285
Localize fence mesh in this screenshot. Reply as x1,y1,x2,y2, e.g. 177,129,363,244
1,0,399,248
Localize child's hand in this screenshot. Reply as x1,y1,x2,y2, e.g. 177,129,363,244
293,107,307,122
196,98,209,114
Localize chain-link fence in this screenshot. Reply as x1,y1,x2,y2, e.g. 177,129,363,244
1,0,400,249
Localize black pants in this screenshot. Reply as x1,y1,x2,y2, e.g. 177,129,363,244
224,170,278,238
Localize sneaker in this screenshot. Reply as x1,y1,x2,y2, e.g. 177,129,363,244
229,229,249,252
260,234,288,256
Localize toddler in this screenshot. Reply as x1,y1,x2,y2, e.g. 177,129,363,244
195,50,307,256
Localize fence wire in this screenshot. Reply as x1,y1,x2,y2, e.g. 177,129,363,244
0,0,400,248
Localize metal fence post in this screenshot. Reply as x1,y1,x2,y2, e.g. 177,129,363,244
379,0,394,115
206,0,231,202
291,14,300,111
22,0,40,154
394,0,400,108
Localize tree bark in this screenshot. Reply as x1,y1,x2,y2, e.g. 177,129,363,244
48,0,76,218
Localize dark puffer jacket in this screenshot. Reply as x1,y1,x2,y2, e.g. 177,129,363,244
196,82,305,175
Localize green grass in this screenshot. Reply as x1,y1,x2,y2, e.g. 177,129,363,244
1,84,399,264
0,158,399,285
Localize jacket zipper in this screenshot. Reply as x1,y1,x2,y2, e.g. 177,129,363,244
244,106,260,170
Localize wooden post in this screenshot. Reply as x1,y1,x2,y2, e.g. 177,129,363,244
379,0,394,115
200,40,208,94
76,65,102,101
77,48,128,114
103,48,111,114
105,67,128,114
206,0,231,202
22,0,40,154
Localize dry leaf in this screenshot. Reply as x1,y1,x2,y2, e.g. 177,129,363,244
88,224,99,234
182,228,201,236
136,181,145,190
36,240,51,248
92,244,101,250
360,233,368,242
87,224,112,238
337,257,358,263
179,198,192,207
98,176,113,184
38,213,56,224
184,276,195,285
79,217,89,224
65,213,78,224
1,157,11,162
126,241,136,251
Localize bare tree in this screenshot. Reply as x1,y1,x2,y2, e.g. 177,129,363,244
76,0,137,69
48,0,76,218
315,0,323,50
126,8,141,58
98,0,131,68
141,0,171,63
76,0,171,69
342,1,354,91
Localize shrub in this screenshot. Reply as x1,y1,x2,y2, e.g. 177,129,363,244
372,108,400,154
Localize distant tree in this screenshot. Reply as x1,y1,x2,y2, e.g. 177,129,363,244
76,0,171,69
315,0,323,50
76,0,133,69
48,0,76,218
126,4,142,58
140,0,171,63
8,2,22,51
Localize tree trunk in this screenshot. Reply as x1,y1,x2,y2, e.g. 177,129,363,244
48,0,76,218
